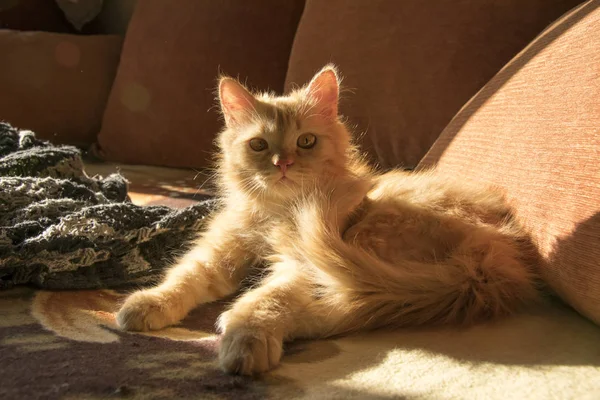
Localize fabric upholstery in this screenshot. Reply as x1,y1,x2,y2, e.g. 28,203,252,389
0,30,122,146
0,0,74,33
420,1,600,324
96,0,304,169
286,0,585,169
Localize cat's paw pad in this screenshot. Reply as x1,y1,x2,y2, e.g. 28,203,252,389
219,326,283,375
116,290,171,332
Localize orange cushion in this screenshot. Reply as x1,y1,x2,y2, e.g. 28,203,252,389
285,0,584,169
96,0,304,169
0,31,122,146
420,1,600,324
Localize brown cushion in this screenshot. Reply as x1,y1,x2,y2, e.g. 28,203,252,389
0,0,74,33
0,30,122,146
419,1,600,324
95,0,304,169
285,0,585,169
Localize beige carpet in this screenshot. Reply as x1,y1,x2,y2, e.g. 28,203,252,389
2,287,599,399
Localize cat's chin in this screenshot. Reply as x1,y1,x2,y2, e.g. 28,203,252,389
272,177,297,194
269,174,296,186
265,173,325,199
262,177,302,200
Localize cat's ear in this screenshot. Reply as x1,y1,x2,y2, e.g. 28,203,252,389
305,65,340,121
219,77,257,126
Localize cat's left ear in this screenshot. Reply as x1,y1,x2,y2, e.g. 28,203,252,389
219,77,257,127
306,65,340,121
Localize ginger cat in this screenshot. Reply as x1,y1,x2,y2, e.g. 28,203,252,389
117,65,540,375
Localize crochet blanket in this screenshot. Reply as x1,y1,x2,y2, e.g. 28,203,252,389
0,123,216,290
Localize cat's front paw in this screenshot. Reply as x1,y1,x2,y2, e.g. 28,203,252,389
219,324,283,375
116,290,172,332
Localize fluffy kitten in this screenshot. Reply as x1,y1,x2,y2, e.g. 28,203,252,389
117,65,541,375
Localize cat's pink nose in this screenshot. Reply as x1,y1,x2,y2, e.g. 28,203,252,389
273,157,294,174
274,158,294,167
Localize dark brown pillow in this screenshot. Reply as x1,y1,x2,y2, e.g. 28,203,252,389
0,30,122,146
0,0,74,33
95,0,304,169
285,0,585,169
419,1,600,324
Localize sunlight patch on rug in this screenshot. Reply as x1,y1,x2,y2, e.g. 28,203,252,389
31,290,216,344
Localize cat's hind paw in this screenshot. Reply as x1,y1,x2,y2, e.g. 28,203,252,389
116,290,172,332
219,325,283,375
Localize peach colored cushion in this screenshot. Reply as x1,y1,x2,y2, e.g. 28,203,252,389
286,0,584,169
420,1,600,324
96,0,304,169
0,30,122,146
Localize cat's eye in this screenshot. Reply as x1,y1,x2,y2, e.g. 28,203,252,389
249,138,268,152
297,133,317,149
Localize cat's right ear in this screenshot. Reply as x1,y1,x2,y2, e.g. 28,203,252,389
218,78,257,127
305,65,340,122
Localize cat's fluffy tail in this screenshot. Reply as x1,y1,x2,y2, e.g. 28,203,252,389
292,197,540,333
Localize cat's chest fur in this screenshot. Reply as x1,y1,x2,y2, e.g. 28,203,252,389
230,203,297,256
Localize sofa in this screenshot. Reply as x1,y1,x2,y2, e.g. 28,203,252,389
1,1,599,399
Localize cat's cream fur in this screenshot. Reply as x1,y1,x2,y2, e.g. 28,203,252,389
117,65,541,375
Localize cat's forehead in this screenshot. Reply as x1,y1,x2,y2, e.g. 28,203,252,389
259,102,302,134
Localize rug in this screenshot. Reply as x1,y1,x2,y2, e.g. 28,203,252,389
2,287,600,399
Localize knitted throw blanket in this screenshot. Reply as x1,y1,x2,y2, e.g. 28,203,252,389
0,123,216,290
